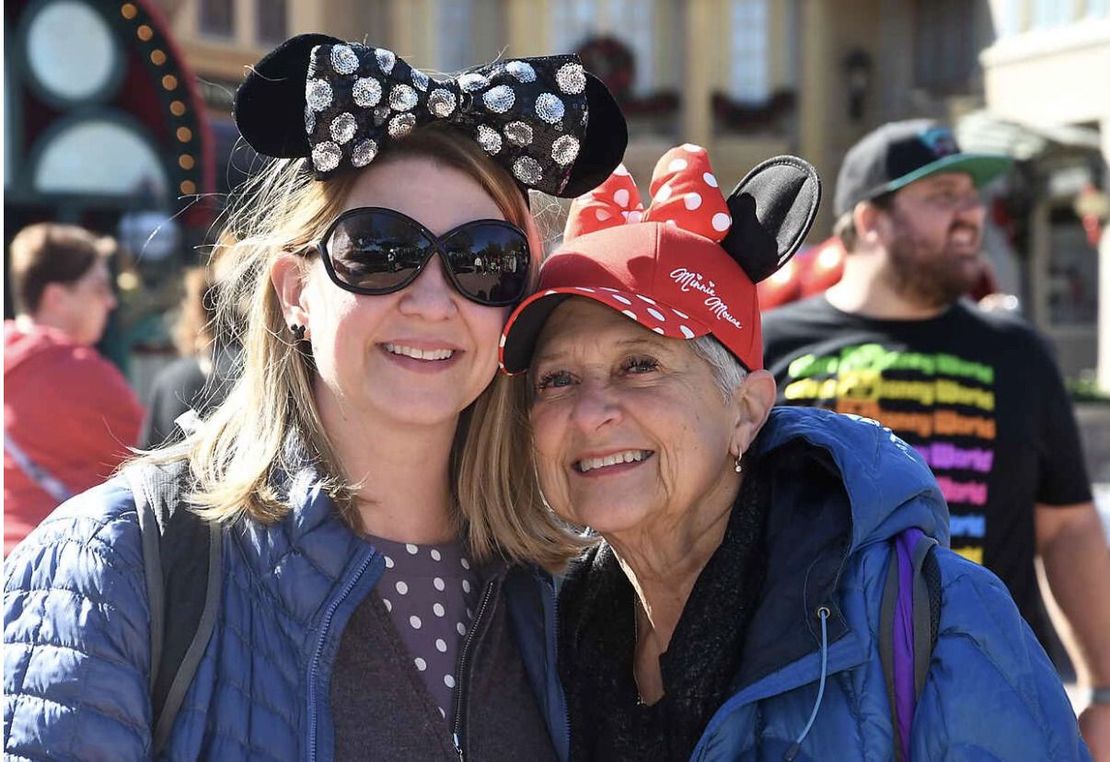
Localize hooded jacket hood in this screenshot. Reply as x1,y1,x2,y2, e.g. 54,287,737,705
729,405,948,693
755,405,949,551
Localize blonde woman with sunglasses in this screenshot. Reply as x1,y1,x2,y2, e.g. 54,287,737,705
4,34,625,761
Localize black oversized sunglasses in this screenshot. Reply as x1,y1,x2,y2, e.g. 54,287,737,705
313,207,532,307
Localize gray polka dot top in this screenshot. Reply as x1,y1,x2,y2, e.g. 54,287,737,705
368,534,481,724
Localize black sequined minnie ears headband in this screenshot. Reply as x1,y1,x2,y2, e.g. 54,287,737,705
234,34,629,198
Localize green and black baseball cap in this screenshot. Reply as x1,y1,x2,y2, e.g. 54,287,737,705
834,119,1012,216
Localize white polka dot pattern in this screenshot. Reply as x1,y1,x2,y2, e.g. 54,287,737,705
522,285,711,345
368,534,480,730
560,143,732,244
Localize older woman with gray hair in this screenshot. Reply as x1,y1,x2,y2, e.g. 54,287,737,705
498,146,1090,761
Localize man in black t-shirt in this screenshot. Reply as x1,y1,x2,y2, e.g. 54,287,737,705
762,120,1110,755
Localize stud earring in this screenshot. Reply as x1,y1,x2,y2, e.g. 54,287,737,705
290,324,307,341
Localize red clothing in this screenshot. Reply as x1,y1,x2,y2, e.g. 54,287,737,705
4,321,143,554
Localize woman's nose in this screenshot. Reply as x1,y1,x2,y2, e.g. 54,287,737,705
569,380,623,432
397,255,458,319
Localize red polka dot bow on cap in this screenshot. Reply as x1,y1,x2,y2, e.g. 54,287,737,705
500,150,823,374
565,144,734,243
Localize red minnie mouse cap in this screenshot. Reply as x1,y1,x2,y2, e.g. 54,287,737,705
499,223,760,372
499,146,821,374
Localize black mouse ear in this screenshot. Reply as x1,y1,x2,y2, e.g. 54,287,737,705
719,155,821,283
559,74,628,198
233,33,342,159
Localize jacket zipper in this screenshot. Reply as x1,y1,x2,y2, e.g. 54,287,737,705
451,577,499,761
307,552,375,762
688,619,862,760
547,574,570,759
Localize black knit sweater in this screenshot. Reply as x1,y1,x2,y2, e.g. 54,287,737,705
557,464,770,761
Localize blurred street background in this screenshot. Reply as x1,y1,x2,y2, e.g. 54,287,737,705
4,0,1110,703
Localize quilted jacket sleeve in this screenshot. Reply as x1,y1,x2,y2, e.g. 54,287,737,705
912,547,1091,762
4,478,153,761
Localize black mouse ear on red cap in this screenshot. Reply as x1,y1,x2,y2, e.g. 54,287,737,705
559,74,628,198
720,155,821,283
233,33,342,159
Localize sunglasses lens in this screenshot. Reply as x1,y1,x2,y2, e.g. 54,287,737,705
326,213,432,293
442,224,530,305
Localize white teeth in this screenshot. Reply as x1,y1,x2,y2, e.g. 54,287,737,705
576,450,649,473
384,343,454,361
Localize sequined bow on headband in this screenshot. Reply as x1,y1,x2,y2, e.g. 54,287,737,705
565,144,735,241
234,34,628,198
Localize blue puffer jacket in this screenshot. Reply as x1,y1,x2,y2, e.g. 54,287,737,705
3,463,568,761
686,408,1090,761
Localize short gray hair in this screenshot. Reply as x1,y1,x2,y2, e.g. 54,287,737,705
688,335,748,400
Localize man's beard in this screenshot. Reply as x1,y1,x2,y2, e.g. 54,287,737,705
884,219,982,310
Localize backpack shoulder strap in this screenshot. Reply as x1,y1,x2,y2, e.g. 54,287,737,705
909,533,939,697
125,459,224,755
879,527,939,762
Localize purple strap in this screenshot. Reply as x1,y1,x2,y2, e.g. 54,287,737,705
892,527,924,761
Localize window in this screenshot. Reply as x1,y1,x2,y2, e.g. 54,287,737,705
550,0,657,94
256,0,286,45
728,0,769,103
994,0,1025,37
551,0,598,50
913,0,979,92
1031,0,1074,28
25,0,121,103
199,0,234,38
1087,0,1109,18
33,117,168,196
437,0,473,72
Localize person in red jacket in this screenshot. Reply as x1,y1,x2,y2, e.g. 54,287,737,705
4,223,143,554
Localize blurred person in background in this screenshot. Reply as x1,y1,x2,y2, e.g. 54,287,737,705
139,253,241,448
4,222,143,555
762,119,1110,758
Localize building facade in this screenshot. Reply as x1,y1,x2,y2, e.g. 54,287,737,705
979,0,1109,386
155,0,1108,383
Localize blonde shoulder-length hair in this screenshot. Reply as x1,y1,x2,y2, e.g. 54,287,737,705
149,126,583,569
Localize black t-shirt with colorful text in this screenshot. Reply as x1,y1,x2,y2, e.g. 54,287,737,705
762,296,1091,653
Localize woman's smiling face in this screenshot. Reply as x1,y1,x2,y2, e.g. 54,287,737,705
528,297,745,537
294,156,511,429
